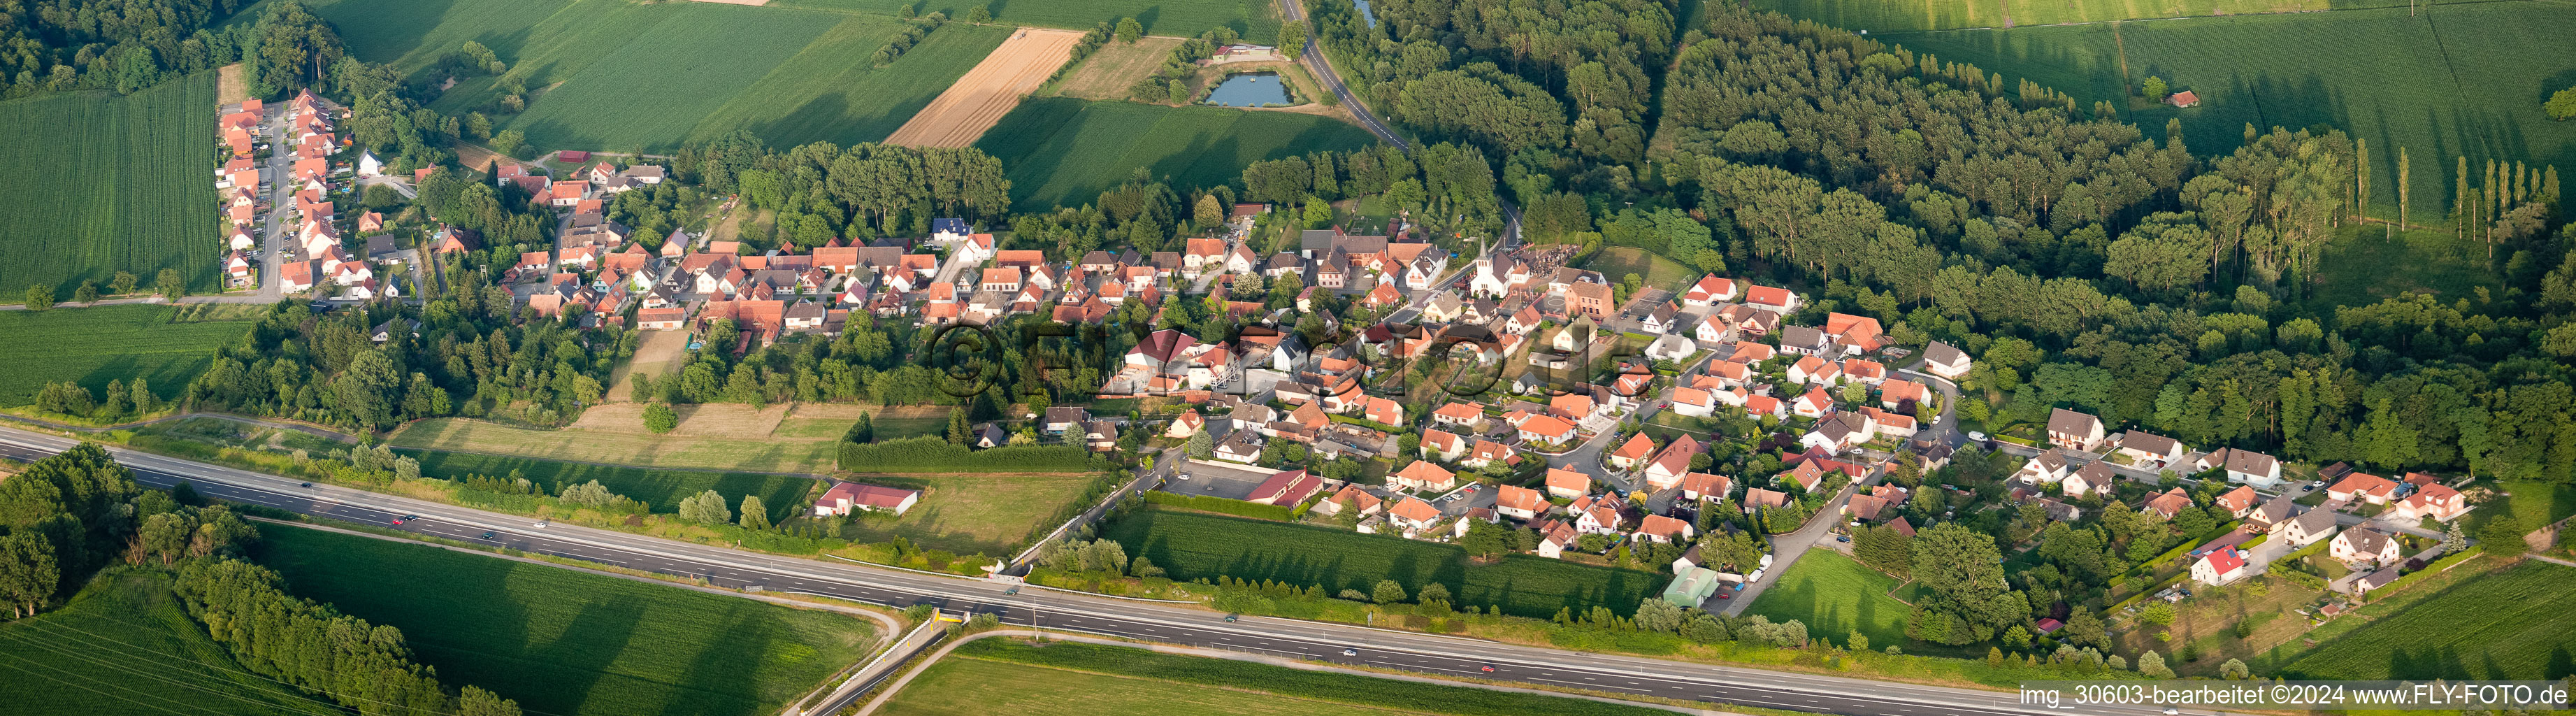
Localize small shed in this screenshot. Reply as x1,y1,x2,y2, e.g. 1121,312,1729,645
2166,90,2201,108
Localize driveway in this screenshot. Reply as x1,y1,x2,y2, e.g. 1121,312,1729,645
1720,464,1883,615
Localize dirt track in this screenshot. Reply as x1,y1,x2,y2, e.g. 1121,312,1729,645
884,27,1086,148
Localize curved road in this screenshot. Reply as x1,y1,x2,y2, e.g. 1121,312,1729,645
0,425,2202,716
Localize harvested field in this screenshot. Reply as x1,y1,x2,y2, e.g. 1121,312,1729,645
389,418,841,473
215,63,247,104
608,330,691,401
1050,36,1182,100
886,27,1086,148
567,403,793,438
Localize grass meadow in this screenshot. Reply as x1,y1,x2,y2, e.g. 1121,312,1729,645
0,72,219,301
1582,246,1697,292
0,304,255,407
310,0,1007,152
2281,561,2576,680
1741,551,1914,650
979,97,1377,210
398,448,819,521
254,525,879,716
1104,506,1667,618
878,638,1677,716
0,570,329,716
1878,1,2576,220
825,473,1101,555
389,417,844,473
772,0,1277,43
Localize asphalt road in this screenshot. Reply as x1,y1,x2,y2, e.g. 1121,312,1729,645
0,427,2194,716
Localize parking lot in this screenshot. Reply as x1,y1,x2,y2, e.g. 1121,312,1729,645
1163,459,1286,501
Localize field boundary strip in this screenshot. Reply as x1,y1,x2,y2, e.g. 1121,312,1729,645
885,27,1086,148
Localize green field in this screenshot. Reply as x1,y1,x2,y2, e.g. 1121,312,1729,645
310,0,1009,152
0,570,331,716
400,448,816,520
2307,224,2501,309
2462,480,2576,533
1878,1,2576,218
254,525,878,716
979,98,1377,211
0,304,254,407
1748,0,2507,32
1741,551,1913,650
830,473,1102,555
1582,246,1697,292
0,73,219,301
2282,561,2576,680
1102,506,1667,618
771,0,1275,42
879,638,1676,716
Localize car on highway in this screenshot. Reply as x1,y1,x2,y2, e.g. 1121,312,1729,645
533,520,549,528
478,531,496,540
299,482,313,487
1479,664,1495,673
391,515,415,525
1341,648,1358,657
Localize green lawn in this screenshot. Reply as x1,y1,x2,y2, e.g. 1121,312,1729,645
878,638,1676,716
2280,561,2576,680
0,72,220,301
2462,480,2576,533
312,0,1008,152
1743,550,1914,650
1103,506,1668,619
1878,1,2576,220
253,525,878,716
0,304,254,407
398,448,818,521
2307,225,2501,310
1581,245,1697,292
979,97,1377,211
824,472,1103,555
771,0,1276,42
0,569,331,716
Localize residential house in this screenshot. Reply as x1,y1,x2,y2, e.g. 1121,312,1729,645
2206,448,2284,487
1634,515,1694,544
1463,440,1516,470
2281,506,2338,547
1790,388,1835,419
1681,275,1737,306
2246,494,2301,533
2117,431,2187,466
1081,421,1119,451
2189,547,2247,586
1569,494,1625,535
1431,402,1484,430
1669,387,1715,417
1678,473,1732,502
1534,520,1580,558
2141,488,2194,521
2331,527,2403,567
1517,414,1578,445
1844,494,1890,522
1695,314,1739,345
2394,484,2468,522
1822,313,1885,352
1165,412,1205,438
1743,284,1798,313
1641,435,1700,489
1878,380,1927,410
1420,429,1465,461
1316,484,1383,518
2062,461,2120,499
2014,450,2074,486
1362,396,1403,426
1214,430,1266,464
1392,460,1458,493
1787,355,1841,385
1496,485,1547,521
1387,497,1443,534
1042,406,1091,434
2046,408,2106,451
1743,487,1791,512
1922,341,1971,380
1545,468,1590,499
2215,485,2259,518
2327,473,2400,505
1607,430,1648,468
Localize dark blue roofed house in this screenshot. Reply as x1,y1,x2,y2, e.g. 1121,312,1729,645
932,218,973,242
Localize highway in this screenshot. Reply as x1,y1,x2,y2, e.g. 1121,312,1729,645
0,426,2180,716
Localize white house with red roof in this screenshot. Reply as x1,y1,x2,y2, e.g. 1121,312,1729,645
1495,485,1547,521
814,482,921,517
2190,546,2247,585
1420,429,1465,461
1392,460,1457,493
1681,275,1737,306
1387,496,1443,534
1517,414,1578,445
1743,284,1798,313
1878,379,1928,410
1246,469,1324,506
2394,483,2467,522
1791,388,1836,419
1608,433,1656,469
1634,514,1694,544
1822,313,1886,352
1545,468,1591,499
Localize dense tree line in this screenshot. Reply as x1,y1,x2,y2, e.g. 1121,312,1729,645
185,296,620,430
0,0,257,97
0,444,140,614
674,131,1010,246
1312,0,1670,169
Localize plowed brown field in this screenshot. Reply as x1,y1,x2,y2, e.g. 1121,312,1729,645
884,27,1084,148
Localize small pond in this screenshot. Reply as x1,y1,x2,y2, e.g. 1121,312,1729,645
1352,0,1379,27
1204,73,1292,108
